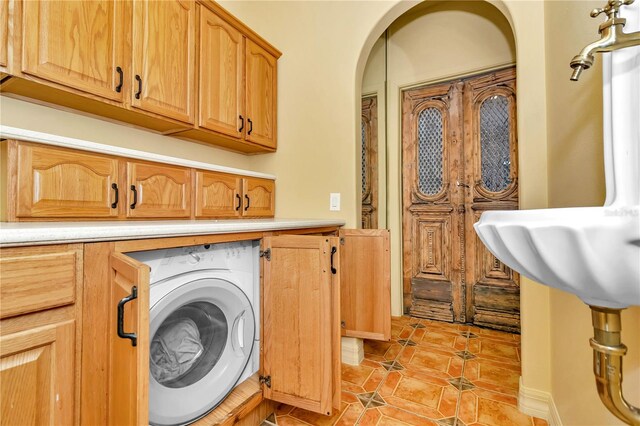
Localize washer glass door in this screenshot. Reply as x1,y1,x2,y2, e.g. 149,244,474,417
149,276,255,426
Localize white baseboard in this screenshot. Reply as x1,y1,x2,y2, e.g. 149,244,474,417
518,377,563,426
341,337,364,365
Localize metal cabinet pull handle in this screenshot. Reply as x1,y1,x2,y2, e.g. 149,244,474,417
235,193,242,211
130,185,137,209
247,118,253,135
135,75,142,99
117,286,138,347
330,247,337,274
115,66,123,93
111,183,119,209
244,194,250,211
239,115,244,132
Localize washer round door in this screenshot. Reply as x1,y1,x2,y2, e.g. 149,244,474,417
149,277,255,426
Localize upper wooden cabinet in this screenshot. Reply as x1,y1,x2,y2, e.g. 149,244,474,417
0,0,9,71
13,142,120,219
242,177,275,217
21,0,126,102
126,161,192,218
245,39,277,149
0,0,280,153
131,0,196,123
198,7,243,138
195,171,242,218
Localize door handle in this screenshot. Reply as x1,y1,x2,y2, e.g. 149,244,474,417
330,247,337,274
117,286,138,347
244,194,250,211
235,193,242,211
456,181,470,188
247,118,253,135
111,183,119,209
130,185,138,209
115,66,123,93
135,75,142,99
239,115,244,132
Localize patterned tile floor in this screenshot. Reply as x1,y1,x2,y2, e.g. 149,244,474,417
267,316,548,426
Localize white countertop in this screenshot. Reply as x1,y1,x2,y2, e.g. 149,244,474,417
0,219,345,247
0,125,276,180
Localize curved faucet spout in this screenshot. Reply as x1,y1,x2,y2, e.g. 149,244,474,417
570,0,640,80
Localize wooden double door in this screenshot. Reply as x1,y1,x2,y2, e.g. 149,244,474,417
402,67,520,332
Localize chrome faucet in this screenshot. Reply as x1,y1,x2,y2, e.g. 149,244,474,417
570,0,640,81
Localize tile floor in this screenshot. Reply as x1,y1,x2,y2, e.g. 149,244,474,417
266,316,548,426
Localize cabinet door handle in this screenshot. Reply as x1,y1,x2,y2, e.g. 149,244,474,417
239,115,244,132
115,66,123,93
117,286,138,347
135,75,142,99
330,247,337,275
247,118,253,135
235,193,242,211
130,185,137,209
111,183,119,209
244,194,250,211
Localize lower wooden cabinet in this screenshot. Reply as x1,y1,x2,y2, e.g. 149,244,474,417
0,319,77,426
94,229,389,423
0,244,83,426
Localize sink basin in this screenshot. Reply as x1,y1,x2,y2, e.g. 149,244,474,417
475,207,640,308
475,2,640,309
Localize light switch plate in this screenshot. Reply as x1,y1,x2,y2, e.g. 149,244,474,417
329,193,341,211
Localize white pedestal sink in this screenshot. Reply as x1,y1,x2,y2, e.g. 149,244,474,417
475,1,640,309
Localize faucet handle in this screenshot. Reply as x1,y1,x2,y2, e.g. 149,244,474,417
591,0,635,19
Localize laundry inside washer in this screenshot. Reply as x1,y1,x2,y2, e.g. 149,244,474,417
128,240,260,426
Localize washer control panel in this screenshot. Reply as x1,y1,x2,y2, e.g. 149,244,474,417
128,240,259,284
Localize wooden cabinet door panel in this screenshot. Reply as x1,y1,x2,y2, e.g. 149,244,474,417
15,143,119,218
22,0,125,101
126,161,192,218
0,320,76,426
108,253,149,426
340,229,391,341
195,171,241,218
132,0,196,123
0,0,8,70
262,236,338,416
245,39,277,149
242,177,274,217
199,7,243,138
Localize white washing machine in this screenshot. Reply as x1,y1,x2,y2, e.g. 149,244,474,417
128,240,260,426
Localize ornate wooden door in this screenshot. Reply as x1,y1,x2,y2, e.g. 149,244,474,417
402,81,465,323
463,68,519,331
402,67,519,331
361,96,378,229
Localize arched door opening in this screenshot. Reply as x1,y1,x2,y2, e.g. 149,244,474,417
359,0,519,331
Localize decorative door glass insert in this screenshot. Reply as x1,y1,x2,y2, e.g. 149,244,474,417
480,95,511,192
417,107,443,196
361,120,367,195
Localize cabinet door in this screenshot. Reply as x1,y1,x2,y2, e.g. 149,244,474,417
262,236,340,415
132,0,196,123
245,39,277,149
0,0,8,70
242,177,275,217
195,171,241,218
0,320,76,425
22,0,125,101
199,7,243,138
126,161,192,218
108,253,149,426
340,229,391,341
15,143,120,218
